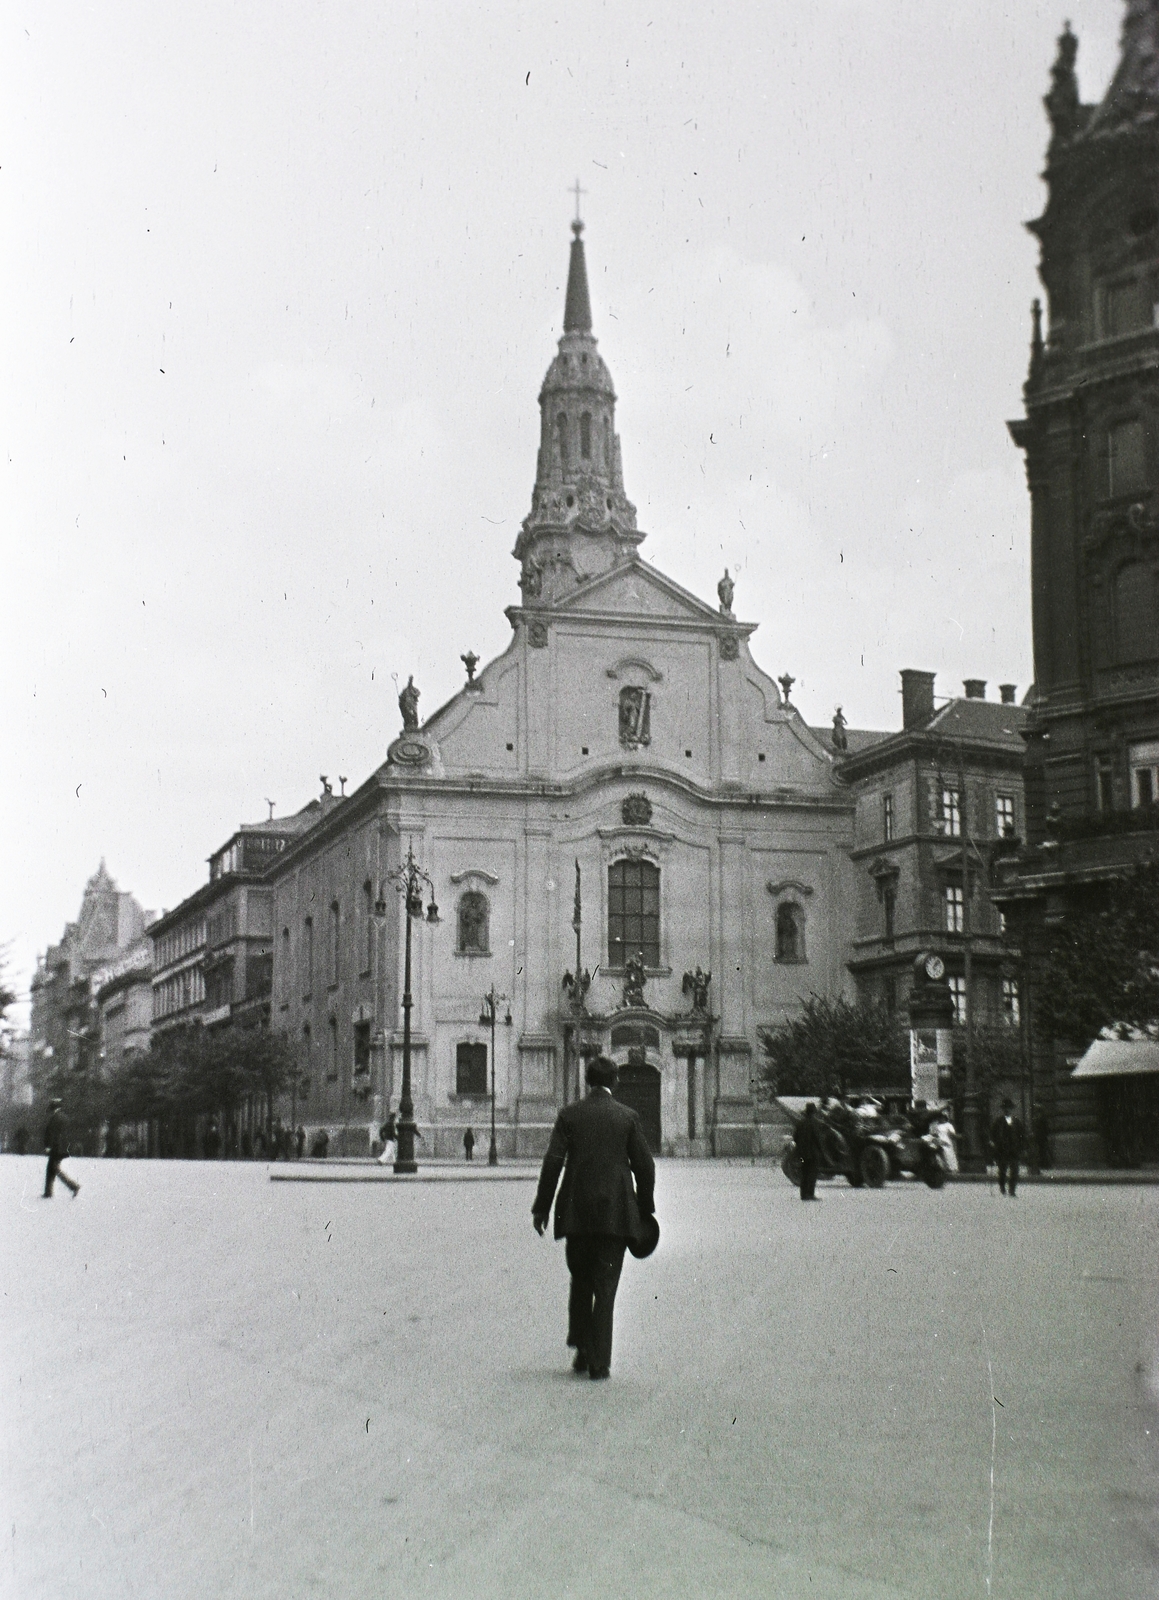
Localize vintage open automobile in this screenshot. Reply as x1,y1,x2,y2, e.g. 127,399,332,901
779,1102,949,1190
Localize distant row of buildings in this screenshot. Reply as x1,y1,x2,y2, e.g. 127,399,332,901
20,9,1159,1166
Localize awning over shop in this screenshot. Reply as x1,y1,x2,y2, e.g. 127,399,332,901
1072,1039,1159,1079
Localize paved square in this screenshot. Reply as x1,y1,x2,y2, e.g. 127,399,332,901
2,1158,1157,1599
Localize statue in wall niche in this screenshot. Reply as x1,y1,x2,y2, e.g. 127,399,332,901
520,556,543,597
717,568,735,615
399,675,420,731
619,686,651,747
831,706,848,752
623,952,647,1009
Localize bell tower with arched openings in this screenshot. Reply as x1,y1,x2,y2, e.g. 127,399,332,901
514,215,642,607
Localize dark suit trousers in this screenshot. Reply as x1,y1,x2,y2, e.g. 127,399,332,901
996,1158,1019,1195
43,1154,78,1197
799,1159,819,1200
565,1236,626,1373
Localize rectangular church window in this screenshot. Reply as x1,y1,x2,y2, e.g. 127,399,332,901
456,1041,488,1096
608,859,660,968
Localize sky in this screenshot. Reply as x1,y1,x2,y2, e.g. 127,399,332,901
1,0,1127,1021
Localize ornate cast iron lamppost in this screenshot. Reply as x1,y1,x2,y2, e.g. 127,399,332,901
376,844,440,1174
479,985,512,1166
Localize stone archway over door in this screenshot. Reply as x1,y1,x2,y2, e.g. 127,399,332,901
614,1053,662,1153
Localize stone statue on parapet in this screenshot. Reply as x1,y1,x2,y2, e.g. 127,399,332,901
831,706,848,752
681,966,711,1014
399,675,420,731
623,952,647,1009
717,569,735,615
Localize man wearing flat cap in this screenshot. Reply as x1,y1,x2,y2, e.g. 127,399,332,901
532,1056,655,1380
43,1097,80,1199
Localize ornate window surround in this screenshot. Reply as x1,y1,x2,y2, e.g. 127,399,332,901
596,827,675,974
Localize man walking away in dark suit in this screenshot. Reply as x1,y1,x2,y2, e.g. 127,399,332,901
43,1098,80,1199
793,1102,824,1201
990,1098,1026,1197
532,1057,655,1381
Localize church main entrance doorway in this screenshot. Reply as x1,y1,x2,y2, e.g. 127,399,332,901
614,1049,662,1153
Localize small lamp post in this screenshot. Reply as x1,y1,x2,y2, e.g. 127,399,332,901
376,844,440,1174
479,984,512,1165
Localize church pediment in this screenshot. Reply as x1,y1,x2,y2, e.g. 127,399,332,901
551,558,736,627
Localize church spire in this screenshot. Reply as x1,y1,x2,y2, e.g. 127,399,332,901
513,215,641,605
563,221,593,333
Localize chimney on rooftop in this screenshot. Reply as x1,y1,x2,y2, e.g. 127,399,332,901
999,683,1017,704
900,669,936,731
963,679,987,700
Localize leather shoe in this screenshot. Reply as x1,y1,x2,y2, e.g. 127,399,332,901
588,1367,610,1381
572,1349,589,1374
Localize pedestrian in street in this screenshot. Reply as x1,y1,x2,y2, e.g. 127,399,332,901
792,1102,824,1201
295,1124,306,1159
42,1098,80,1199
377,1112,397,1166
463,1127,475,1161
990,1097,1026,1196
531,1056,656,1381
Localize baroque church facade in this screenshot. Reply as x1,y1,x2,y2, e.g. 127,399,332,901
268,221,860,1157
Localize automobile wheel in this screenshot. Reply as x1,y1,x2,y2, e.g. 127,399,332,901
860,1145,890,1188
781,1149,803,1186
923,1156,947,1190
846,1168,865,1188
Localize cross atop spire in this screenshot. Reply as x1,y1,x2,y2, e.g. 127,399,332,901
570,177,587,227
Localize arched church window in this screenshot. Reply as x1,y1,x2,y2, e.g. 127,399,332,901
580,412,592,459
457,891,490,955
775,901,806,963
1113,562,1157,663
556,412,569,467
608,859,660,968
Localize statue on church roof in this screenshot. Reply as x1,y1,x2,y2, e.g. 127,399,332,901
399,675,420,731
831,707,848,752
717,569,734,615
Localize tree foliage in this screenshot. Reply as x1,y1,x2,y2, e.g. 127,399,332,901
100,1024,298,1132
1037,863,1159,1046
759,995,909,1098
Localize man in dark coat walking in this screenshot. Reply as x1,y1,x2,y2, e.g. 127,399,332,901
793,1102,824,1201
532,1057,655,1380
42,1098,80,1198
990,1098,1026,1196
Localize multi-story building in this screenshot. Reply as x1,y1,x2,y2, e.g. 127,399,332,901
997,5,1159,1165
29,861,149,1090
93,938,154,1077
836,671,1027,1033
149,803,325,1038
